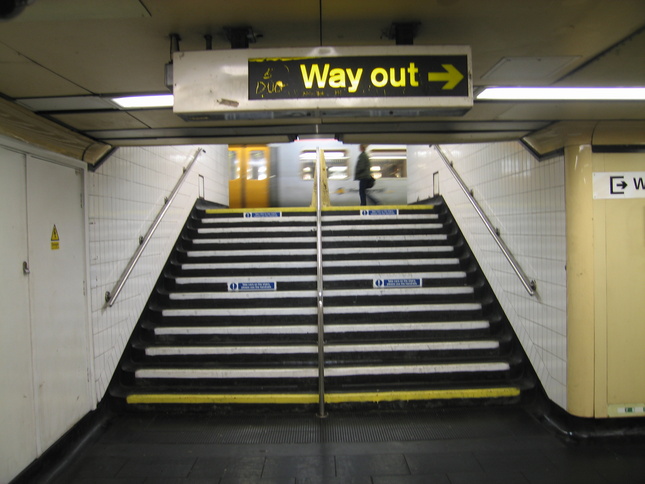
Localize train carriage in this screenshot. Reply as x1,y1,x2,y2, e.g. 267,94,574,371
229,141,408,208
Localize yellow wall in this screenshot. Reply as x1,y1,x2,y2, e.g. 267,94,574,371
562,122,645,418
544,121,645,418
565,145,596,417
592,152,645,418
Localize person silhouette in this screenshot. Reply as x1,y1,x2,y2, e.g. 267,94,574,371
354,144,379,206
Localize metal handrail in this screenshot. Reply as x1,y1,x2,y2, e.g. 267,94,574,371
434,145,537,296
315,147,327,417
104,148,204,307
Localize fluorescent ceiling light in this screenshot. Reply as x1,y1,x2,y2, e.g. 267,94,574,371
111,94,174,108
477,87,645,101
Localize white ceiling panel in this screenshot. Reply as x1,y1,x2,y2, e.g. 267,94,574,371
0,0,642,148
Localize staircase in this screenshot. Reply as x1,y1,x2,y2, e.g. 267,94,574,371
110,199,534,409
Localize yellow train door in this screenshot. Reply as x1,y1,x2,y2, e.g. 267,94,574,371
228,145,270,208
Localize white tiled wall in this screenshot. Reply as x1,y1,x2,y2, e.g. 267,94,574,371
408,143,567,409
87,145,228,401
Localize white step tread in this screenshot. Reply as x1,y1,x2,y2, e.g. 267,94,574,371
323,214,439,222
188,248,317,257
202,216,317,224
187,244,449,258
177,275,317,285
200,214,438,225
326,245,450,254
145,340,499,356
154,320,491,336
193,234,444,245
162,302,482,318
323,223,442,231
326,235,444,242
135,362,509,380
182,261,318,270
181,258,460,271
199,226,314,234
193,237,317,245
197,223,441,235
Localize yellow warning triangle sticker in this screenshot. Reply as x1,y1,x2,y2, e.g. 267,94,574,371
51,225,60,242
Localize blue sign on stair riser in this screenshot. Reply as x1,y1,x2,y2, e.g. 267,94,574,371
244,212,282,218
361,209,399,216
374,278,422,288
229,282,277,291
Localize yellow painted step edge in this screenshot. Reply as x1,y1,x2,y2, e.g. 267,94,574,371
127,387,520,405
205,205,434,215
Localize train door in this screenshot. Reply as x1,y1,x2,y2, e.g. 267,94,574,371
228,145,270,208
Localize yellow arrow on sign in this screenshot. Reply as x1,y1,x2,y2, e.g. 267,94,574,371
428,64,464,90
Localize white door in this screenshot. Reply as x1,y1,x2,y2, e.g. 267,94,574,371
0,148,38,483
26,156,90,452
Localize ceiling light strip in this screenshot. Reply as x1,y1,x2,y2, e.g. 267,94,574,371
111,94,174,108
477,87,645,101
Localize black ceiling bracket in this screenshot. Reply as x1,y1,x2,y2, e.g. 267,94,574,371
384,22,420,45
224,27,258,49
164,33,181,91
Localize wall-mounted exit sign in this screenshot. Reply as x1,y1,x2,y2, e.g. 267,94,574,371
173,46,472,120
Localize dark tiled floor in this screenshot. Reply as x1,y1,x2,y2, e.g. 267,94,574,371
47,405,645,484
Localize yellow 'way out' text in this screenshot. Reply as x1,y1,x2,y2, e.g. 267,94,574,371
300,63,420,92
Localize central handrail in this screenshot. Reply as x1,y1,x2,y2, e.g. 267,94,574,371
104,148,203,307
315,148,327,417
434,145,537,296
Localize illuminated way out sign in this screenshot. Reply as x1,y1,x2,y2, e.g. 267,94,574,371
172,46,473,118
248,55,469,100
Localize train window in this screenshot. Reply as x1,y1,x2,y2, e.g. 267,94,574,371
367,147,407,179
247,149,268,180
300,150,349,180
229,150,240,180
